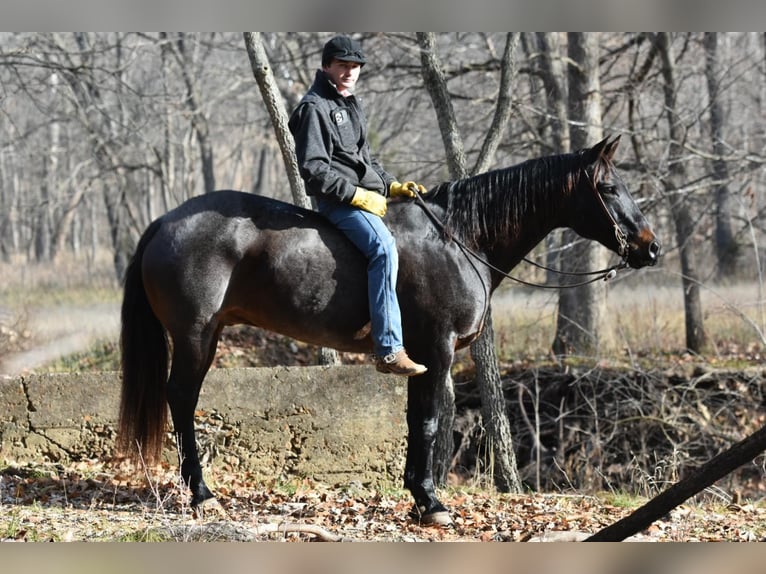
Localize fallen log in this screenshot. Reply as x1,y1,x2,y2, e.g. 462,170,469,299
586,423,766,541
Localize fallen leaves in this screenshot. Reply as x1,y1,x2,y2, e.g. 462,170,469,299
2,460,766,542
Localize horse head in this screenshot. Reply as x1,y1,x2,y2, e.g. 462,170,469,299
574,136,661,269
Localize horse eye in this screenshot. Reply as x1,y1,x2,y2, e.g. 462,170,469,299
599,182,618,195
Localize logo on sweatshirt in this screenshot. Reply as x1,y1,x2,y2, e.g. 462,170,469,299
332,109,349,126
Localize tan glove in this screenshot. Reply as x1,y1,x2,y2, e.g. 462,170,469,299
350,187,387,217
389,180,428,198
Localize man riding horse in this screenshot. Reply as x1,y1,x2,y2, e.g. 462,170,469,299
288,34,428,377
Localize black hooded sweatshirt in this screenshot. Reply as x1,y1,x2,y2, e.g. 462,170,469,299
288,70,395,204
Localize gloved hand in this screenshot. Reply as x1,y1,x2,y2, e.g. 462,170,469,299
350,187,387,217
389,180,428,198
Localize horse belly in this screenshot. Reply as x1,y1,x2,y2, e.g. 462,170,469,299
224,237,373,352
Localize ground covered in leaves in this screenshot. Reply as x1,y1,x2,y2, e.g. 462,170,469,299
2,460,765,542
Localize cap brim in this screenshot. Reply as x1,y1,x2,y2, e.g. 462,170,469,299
336,56,366,65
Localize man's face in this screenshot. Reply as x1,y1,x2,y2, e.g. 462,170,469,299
323,59,362,95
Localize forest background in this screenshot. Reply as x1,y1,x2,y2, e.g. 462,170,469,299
2,32,765,332
3,32,766,511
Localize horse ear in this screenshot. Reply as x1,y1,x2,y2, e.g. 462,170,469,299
584,137,609,165
585,136,620,166
603,135,621,162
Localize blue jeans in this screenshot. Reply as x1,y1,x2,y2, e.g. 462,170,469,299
317,198,403,358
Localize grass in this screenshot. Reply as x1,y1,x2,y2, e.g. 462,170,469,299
118,527,175,542
3,250,766,373
0,252,119,306
490,276,766,364
14,280,766,375
598,490,647,509
44,339,121,372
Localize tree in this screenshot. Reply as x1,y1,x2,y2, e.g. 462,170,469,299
243,33,310,211
532,32,571,283
655,32,708,353
417,32,522,492
552,32,607,357
162,32,217,195
56,32,137,279
704,32,738,280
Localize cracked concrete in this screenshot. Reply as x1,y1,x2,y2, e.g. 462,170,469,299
0,365,408,487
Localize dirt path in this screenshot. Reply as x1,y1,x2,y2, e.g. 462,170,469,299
0,302,119,377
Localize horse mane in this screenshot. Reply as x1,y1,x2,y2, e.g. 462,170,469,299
426,151,586,248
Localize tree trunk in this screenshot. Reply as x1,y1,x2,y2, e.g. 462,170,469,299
656,32,707,353
244,32,339,365
704,32,738,281
534,32,570,152
243,32,312,211
418,32,522,491
0,149,19,262
553,32,606,356
159,34,176,214
34,157,52,262
471,313,522,492
170,32,216,195
534,32,571,285
472,33,519,174
417,32,467,179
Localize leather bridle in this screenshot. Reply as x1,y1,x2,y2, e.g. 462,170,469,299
407,170,630,290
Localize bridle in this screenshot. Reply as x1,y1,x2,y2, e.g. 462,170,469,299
584,166,630,260
407,168,630,290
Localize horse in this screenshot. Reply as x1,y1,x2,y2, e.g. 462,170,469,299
117,136,660,526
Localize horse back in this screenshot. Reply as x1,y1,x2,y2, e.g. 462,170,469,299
141,191,374,350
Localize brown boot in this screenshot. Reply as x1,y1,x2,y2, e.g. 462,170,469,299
375,350,428,377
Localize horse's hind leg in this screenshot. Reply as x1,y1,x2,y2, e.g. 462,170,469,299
166,324,221,507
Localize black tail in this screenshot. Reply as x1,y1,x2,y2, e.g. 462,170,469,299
117,218,169,464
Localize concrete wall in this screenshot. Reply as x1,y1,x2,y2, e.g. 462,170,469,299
0,366,409,487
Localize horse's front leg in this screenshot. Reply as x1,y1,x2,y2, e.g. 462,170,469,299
403,365,453,526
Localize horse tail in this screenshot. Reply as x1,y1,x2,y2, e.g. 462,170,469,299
117,218,168,465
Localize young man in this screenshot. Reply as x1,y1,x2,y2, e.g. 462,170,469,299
288,34,428,377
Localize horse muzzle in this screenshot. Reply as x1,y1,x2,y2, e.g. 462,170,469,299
627,232,661,269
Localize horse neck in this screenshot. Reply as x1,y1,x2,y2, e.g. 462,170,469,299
440,155,579,280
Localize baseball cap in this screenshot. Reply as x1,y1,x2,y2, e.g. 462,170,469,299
322,35,366,67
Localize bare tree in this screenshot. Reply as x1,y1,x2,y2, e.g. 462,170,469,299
243,32,310,211
417,32,522,492
0,148,19,261
655,32,707,352
162,32,217,195
468,33,523,494
414,32,460,485
551,33,607,357
49,32,136,279
532,32,571,283
704,32,738,280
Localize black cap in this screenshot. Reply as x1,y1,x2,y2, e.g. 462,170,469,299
321,35,366,68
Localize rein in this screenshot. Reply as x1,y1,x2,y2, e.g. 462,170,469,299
408,180,628,290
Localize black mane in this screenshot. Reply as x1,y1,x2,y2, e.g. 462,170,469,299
427,152,586,247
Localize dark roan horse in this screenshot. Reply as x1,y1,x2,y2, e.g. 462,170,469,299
118,136,660,525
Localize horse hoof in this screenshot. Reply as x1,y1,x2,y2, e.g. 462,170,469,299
192,497,228,520
420,511,453,526
409,505,453,526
